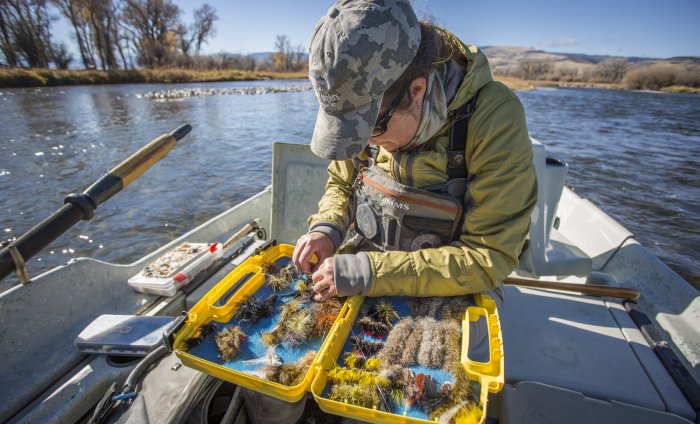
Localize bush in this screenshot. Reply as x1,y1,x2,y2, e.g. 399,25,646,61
518,59,554,80
623,63,700,90
590,59,629,83
0,69,47,87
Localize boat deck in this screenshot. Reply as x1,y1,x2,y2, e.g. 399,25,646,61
1,142,697,423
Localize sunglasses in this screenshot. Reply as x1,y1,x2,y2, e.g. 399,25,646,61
371,94,404,137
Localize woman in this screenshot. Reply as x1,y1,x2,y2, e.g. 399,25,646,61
244,2,537,422
293,0,537,303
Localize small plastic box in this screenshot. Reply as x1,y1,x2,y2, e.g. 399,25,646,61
75,314,174,356
128,242,222,296
171,244,359,403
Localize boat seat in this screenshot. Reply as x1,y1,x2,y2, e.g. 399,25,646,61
498,381,693,424
518,139,592,277
497,285,696,421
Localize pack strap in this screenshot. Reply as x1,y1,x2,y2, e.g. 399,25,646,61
352,145,380,171
447,89,481,180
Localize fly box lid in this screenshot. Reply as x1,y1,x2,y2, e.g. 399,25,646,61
75,314,175,356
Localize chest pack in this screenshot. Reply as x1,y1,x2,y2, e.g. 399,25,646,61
353,90,481,252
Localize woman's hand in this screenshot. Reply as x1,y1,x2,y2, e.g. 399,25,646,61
311,257,336,301
292,232,334,274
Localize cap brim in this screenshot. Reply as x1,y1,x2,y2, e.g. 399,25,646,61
310,94,382,161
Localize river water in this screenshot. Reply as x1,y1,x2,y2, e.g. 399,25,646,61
0,81,698,292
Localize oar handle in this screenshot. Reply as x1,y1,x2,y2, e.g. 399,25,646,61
0,125,192,283
504,276,640,300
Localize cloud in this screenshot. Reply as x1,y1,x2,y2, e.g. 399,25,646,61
543,38,578,48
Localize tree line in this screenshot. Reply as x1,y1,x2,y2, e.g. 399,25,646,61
0,0,306,72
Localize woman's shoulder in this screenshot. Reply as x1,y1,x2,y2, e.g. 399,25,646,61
479,80,521,104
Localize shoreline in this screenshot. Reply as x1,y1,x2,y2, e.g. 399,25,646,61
0,68,308,88
1,68,697,94
496,76,700,94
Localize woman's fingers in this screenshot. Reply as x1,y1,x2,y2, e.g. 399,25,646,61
293,235,315,273
311,257,337,302
293,232,334,273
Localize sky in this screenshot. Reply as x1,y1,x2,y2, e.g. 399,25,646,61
53,0,700,59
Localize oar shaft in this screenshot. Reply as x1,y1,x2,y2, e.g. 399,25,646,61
504,276,640,300
86,125,190,205
0,125,191,282
0,204,84,282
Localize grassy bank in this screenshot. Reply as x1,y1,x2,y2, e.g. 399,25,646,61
2,68,697,94
495,75,700,93
0,68,308,88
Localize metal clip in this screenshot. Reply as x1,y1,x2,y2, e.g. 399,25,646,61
112,391,137,401
7,244,31,284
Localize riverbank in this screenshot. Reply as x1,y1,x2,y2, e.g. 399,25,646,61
0,68,308,88
495,76,700,93
1,68,697,94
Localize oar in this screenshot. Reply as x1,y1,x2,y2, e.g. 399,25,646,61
0,124,192,283
504,276,640,300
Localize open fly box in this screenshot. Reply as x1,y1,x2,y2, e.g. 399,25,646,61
310,293,504,424
169,243,361,402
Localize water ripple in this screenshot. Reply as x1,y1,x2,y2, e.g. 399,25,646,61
140,84,313,100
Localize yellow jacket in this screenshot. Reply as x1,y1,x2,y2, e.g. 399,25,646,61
308,41,537,297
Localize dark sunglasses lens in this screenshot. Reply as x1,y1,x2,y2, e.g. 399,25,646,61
372,108,393,137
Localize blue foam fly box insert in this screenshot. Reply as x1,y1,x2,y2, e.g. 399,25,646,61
186,256,329,377
320,296,479,421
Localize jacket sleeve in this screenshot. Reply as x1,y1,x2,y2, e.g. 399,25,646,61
306,158,357,248
360,88,537,297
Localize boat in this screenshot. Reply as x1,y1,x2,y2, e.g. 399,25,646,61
0,131,698,424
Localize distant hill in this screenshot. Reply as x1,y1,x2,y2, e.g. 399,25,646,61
233,48,698,70
248,52,273,61
481,46,700,76
217,51,309,62
210,48,698,90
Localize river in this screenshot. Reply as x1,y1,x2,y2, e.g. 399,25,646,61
0,81,698,292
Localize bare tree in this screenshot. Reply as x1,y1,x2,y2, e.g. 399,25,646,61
121,0,181,68
175,23,191,56
52,41,72,68
0,0,54,68
84,0,120,69
51,0,96,69
272,34,291,71
191,3,217,56
0,4,20,66
596,59,628,83
518,59,554,80
291,43,306,71
53,0,123,70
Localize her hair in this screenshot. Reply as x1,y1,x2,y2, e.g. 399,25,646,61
382,21,466,109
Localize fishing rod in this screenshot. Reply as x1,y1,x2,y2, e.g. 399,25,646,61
0,124,192,283
504,276,640,300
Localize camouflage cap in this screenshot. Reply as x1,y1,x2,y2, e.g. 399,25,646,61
308,0,421,160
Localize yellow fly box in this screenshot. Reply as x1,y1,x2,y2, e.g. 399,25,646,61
170,243,361,403
310,293,504,424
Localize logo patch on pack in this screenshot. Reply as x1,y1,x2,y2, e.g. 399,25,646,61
380,196,409,211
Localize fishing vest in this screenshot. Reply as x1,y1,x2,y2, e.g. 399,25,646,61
352,90,481,252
